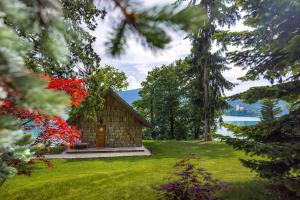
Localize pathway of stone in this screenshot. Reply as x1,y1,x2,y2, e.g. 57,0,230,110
45,146,151,159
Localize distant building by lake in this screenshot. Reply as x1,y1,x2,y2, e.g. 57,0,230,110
235,104,245,111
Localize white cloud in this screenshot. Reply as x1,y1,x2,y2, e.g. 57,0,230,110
91,1,270,96
222,63,270,96
127,75,141,89
226,79,270,96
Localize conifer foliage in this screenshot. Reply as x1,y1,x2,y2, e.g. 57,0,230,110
182,0,239,141
0,0,88,183
217,0,300,196
260,99,282,123
106,0,207,56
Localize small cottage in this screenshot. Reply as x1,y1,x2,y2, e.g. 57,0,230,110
71,88,153,148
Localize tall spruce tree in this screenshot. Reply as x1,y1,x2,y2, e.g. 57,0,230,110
217,0,300,195
187,0,239,141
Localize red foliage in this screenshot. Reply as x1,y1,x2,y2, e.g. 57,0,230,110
0,99,80,147
0,74,88,147
41,74,88,107
35,116,80,147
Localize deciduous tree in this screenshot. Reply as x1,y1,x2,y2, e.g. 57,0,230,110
134,59,202,140
70,65,129,122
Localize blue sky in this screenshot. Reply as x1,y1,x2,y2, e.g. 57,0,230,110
91,0,269,96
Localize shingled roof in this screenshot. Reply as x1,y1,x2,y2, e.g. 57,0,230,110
105,88,153,129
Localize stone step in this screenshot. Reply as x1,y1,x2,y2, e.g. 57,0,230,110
66,147,146,154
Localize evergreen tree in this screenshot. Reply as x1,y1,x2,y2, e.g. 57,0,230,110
186,0,239,141
260,99,281,123
0,0,80,183
217,0,300,195
106,0,207,56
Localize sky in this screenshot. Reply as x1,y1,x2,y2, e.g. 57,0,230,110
91,0,269,96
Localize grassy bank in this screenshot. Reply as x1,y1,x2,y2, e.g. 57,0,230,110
0,141,271,200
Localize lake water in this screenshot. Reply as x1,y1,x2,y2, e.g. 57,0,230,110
24,114,69,138
216,115,260,137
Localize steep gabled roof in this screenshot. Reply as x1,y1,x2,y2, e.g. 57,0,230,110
105,88,154,129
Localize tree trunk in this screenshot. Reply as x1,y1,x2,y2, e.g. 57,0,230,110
194,126,200,140
150,99,154,124
169,107,175,139
150,87,154,124
203,63,211,141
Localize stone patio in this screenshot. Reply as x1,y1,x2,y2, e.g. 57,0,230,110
44,146,151,159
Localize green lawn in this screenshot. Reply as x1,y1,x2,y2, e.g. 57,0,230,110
0,141,271,200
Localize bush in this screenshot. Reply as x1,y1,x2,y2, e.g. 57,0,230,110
156,155,226,200
142,129,153,140
35,145,66,155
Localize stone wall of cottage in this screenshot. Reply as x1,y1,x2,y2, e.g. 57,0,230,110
76,117,96,146
75,93,143,147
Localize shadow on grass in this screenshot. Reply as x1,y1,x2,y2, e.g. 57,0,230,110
64,140,237,163
144,140,237,159
221,179,272,200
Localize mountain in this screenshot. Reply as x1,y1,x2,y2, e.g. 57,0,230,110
118,89,141,105
118,89,288,117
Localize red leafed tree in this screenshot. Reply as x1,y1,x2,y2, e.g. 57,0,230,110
42,74,88,107
0,75,88,147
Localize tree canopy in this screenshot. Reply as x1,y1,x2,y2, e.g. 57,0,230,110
134,57,231,140
134,59,190,140
69,65,129,122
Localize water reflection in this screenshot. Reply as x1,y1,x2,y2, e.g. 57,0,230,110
217,115,260,137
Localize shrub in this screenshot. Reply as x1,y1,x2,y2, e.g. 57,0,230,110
156,155,226,200
35,145,66,155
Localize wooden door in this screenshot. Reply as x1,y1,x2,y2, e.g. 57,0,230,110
96,124,105,148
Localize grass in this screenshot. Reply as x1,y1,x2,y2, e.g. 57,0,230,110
0,141,272,200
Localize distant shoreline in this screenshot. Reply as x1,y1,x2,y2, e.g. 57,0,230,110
222,115,261,122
